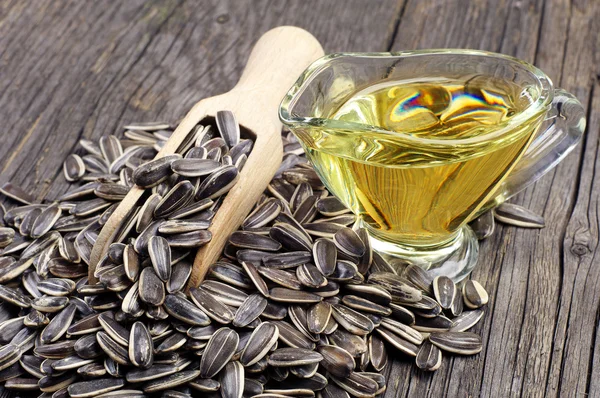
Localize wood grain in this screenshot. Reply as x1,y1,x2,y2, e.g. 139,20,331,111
0,0,598,396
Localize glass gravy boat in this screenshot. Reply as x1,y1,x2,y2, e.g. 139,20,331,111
280,50,585,281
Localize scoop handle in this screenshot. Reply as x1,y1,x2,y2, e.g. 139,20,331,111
233,26,325,112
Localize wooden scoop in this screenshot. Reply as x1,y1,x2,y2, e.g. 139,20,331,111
88,26,324,286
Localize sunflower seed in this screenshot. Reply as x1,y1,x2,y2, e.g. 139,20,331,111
136,193,162,233
161,294,210,326
463,280,489,309
0,182,35,204
429,331,482,355
262,251,311,269
165,230,212,248
307,302,331,334
147,236,171,282
469,210,495,239
129,322,153,368
330,372,378,398
66,378,125,398
341,295,391,316
233,293,267,327
230,231,282,252
190,287,235,324
450,309,484,332
368,272,422,303
257,267,302,290
167,198,213,220
317,345,354,378
216,110,240,147
494,203,545,228
240,322,279,366
243,199,282,229
328,329,367,356
375,328,418,357
40,303,76,343
133,155,181,188
267,348,322,367
270,223,312,252
167,261,192,293
433,276,456,310
316,197,349,217
154,181,195,218
0,229,14,248
413,315,453,332
269,288,322,304
126,364,177,383
136,268,166,307
321,384,351,398
331,304,374,336
219,361,244,398
195,165,239,200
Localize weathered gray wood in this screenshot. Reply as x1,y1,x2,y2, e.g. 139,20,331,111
0,0,598,396
0,0,403,203
385,1,600,397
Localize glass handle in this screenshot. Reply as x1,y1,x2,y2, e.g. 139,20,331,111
478,88,586,214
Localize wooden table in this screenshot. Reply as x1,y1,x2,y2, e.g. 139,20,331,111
0,1,598,396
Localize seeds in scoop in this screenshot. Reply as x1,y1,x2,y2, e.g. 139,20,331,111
138,267,165,306
148,236,171,282
494,203,545,228
171,158,220,177
154,180,195,218
133,155,181,188
165,230,212,248
433,276,456,310
463,280,489,309
190,287,235,324
195,165,239,200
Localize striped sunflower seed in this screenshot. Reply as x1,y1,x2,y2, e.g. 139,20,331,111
429,332,483,355
463,280,489,309
494,202,545,228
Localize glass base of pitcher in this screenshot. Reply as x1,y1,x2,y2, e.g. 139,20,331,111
367,225,479,283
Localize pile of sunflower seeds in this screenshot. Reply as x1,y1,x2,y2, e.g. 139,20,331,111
0,109,545,398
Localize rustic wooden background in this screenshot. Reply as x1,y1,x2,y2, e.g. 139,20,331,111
0,0,598,396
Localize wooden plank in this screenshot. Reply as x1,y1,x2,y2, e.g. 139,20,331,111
385,0,599,397
0,0,403,206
